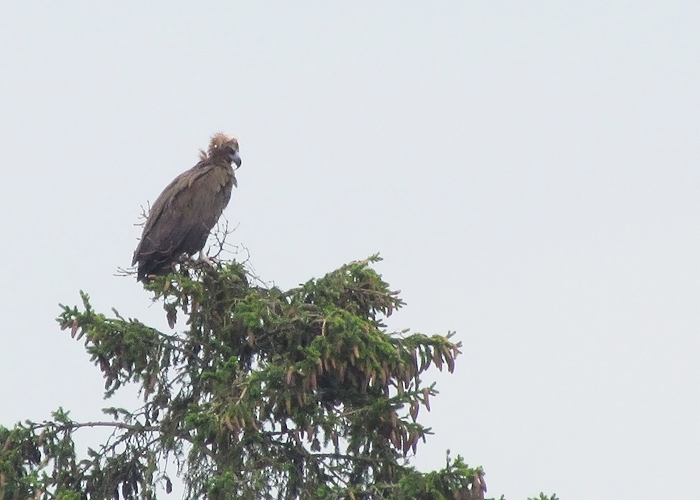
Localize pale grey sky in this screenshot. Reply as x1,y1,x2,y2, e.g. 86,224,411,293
1,3,699,499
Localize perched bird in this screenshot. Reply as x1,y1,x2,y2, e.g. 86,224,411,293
132,133,241,281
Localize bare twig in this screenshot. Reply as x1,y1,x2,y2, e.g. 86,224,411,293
207,215,240,260
29,420,161,434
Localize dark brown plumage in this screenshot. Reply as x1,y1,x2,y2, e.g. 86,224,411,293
132,133,241,281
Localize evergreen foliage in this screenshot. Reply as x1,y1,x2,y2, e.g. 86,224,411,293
0,256,553,500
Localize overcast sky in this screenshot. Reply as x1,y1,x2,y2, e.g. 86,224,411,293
1,3,699,499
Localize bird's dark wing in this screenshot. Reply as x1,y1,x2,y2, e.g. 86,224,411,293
132,160,233,277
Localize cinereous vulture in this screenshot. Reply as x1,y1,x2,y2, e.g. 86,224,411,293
132,133,241,281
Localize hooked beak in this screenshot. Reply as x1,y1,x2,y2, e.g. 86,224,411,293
229,150,242,169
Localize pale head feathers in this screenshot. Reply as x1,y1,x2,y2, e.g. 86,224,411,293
199,133,239,160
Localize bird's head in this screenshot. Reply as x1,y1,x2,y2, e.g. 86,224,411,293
206,133,242,169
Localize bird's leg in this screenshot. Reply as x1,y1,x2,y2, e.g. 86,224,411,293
197,251,220,266
197,250,211,265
